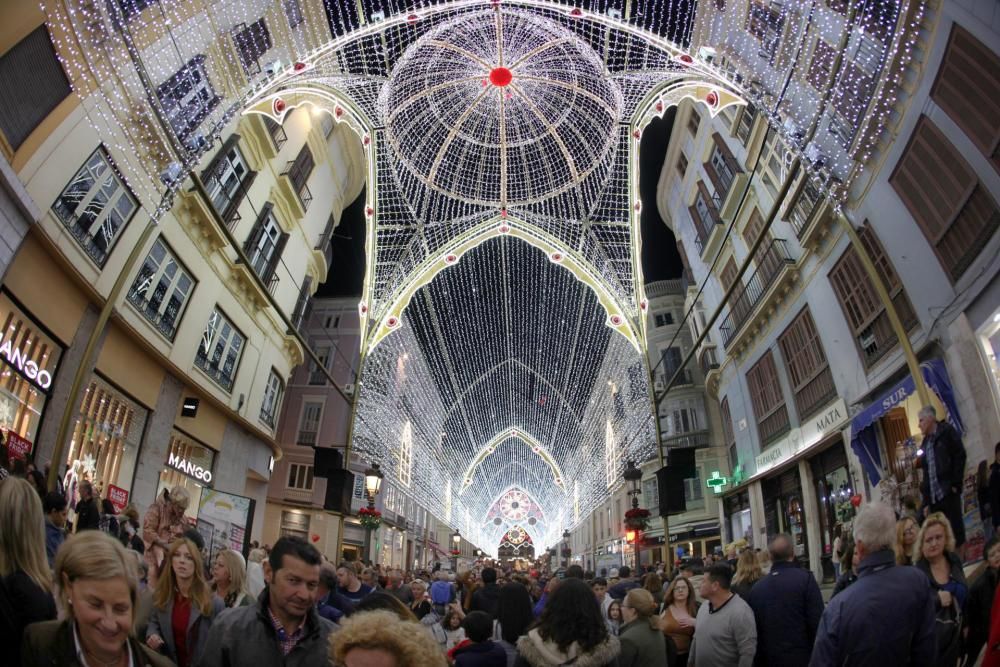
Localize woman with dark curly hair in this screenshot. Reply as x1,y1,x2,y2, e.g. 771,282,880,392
514,578,620,667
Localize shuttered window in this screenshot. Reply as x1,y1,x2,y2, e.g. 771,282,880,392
677,152,688,177
285,144,315,209
746,350,789,446
890,115,999,281
719,257,739,291
832,60,875,126
808,39,836,90
233,18,273,75
0,26,71,150
243,203,288,284
688,108,700,136
829,222,917,368
931,25,1000,169
705,134,740,197
720,396,735,448
778,307,837,419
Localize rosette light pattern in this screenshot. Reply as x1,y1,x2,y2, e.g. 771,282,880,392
382,9,622,212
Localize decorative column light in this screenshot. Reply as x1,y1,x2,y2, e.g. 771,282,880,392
562,529,572,568
623,460,649,571
360,463,384,564
451,529,461,570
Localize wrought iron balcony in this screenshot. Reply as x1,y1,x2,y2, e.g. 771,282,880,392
126,289,181,341
719,239,796,349
194,350,237,392
698,346,719,376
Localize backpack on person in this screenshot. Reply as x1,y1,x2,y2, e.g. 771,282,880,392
420,607,447,646
430,580,453,611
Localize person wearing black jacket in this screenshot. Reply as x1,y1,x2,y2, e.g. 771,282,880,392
73,480,101,532
471,567,502,619
917,406,967,549
989,443,1000,534
747,534,823,667
964,537,1000,665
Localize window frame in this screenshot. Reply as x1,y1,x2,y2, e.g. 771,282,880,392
203,136,256,222
156,55,220,143
777,307,837,420
296,400,323,445
0,25,71,151
745,350,790,446
260,369,284,428
287,463,314,491
195,306,245,392
127,236,196,341
52,146,139,268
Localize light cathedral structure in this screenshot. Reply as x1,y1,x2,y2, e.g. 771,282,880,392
44,0,924,552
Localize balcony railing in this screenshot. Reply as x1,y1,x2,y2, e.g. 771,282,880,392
789,179,822,240
126,290,181,341
794,367,839,421
719,239,795,348
698,347,719,376
296,430,317,446
662,430,710,449
194,351,237,392
693,198,722,255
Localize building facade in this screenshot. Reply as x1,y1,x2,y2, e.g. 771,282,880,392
653,0,1000,581
0,3,366,542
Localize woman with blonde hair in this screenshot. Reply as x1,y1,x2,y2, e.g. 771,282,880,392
0,477,57,665
142,485,190,587
146,537,223,666
329,609,447,666
915,512,967,666
619,588,668,666
246,547,266,597
660,576,699,667
731,549,764,600
895,515,918,566
22,531,173,667
211,548,251,608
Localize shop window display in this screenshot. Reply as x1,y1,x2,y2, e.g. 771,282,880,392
64,377,146,512
0,293,63,452
763,468,808,560
156,432,216,522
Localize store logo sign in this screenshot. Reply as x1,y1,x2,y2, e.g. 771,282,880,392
0,338,52,391
167,452,213,483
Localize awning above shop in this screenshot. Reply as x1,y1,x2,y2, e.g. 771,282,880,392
669,520,720,541
850,359,964,486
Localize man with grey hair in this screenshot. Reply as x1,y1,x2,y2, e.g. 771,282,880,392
916,404,967,551
810,502,936,666
747,534,822,667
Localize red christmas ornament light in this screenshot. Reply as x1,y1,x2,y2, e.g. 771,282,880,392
489,67,513,87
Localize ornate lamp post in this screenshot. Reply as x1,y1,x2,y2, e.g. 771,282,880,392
360,463,383,564
562,529,571,568
451,529,461,570
623,460,646,571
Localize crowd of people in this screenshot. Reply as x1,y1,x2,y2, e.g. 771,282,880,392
2,408,999,665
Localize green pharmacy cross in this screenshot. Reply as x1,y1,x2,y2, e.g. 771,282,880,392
706,471,729,495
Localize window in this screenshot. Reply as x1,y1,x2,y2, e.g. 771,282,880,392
127,237,195,340
284,0,305,28
291,277,313,334
664,405,701,436
743,208,781,276
309,348,329,384
690,182,721,248
287,463,314,491
720,397,735,448
787,178,822,238
284,145,315,210
264,116,288,153
642,478,659,510
260,370,283,428
705,134,739,198
829,222,918,368
195,308,245,392
156,55,220,142
605,420,619,488
736,103,757,145
746,1,783,63
232,18,272,75
297,401,322,445
931,25,1000,170
809,39,836,90
684,472,704,504
203,136,255,221
53,148,138,267
889,115,999,281
759,129,790,201
244,204,288,283
398,421,413,487
719,257,740,291
832,60,875,128
0,26,70,150
746,350,789,446
279,510,309,539
661,347,683,377
654,312,674,327
677,152,688,177
687,108,700,137
116,0,158,19
778,307,837,419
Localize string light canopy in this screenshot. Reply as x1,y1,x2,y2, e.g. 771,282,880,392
43,0,926,550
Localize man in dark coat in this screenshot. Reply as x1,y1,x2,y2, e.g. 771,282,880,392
747,534,823,667
810,502,937,667
470,567,502,619
608,565,641,600
73,480,101,532
917,405,967,549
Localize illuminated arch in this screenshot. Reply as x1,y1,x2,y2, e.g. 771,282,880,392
460,427,567,493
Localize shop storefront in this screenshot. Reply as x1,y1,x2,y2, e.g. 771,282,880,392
808,439,854,581
156,431,217,522
0,291,63,457
850,359,963,514
64,376,147,510
762,466,809,560
668,522,721,559
724,490,753,546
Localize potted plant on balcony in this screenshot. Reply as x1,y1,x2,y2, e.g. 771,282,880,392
358,507,382,530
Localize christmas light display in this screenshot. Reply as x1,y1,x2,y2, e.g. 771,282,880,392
42,0,926,551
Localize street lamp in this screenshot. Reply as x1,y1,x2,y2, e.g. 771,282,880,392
623,460,643,570
361,463,383,564
562,529,571,568
451,529,461,571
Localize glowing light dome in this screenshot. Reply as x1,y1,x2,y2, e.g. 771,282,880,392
381,9,622,209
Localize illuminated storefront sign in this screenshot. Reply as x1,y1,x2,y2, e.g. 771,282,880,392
167,451,213,483
754,398,848,476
